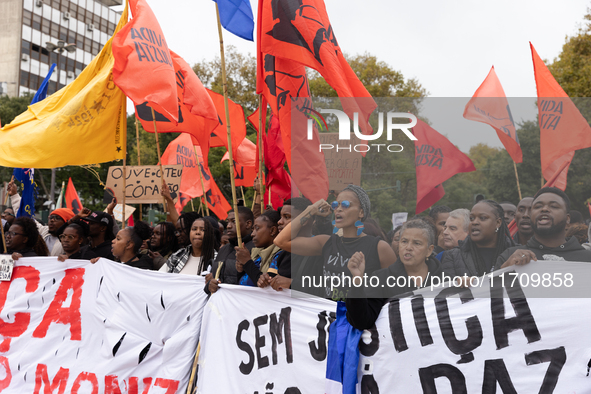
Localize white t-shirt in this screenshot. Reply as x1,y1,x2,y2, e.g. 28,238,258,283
179,255,203,276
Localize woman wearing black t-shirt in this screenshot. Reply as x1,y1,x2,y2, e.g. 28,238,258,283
274,185,396,300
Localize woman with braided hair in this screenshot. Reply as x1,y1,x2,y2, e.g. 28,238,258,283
441,199,515,277
274,184,396,300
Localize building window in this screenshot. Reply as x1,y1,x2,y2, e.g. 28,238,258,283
21,40,31,55
23,10,32,27
20,71,30,88
32,14,42,30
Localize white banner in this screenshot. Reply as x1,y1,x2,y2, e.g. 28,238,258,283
358,262,591,393
197,285,337,394
0,257,208,393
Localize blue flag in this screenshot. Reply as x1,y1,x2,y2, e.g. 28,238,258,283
214,0,254,41
31,63,56,104
325,301,362,394
10,65,54,218
12,169,37,218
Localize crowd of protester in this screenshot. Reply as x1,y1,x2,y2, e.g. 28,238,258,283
3,177,591,331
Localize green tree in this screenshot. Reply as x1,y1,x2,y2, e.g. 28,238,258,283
193,46,258,113
308,53,428,99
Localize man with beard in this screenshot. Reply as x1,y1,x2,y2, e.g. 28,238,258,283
495,187,591,269
513,197,534,245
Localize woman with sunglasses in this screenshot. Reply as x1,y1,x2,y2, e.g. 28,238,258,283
57,221,96,261
274,185,396,300
7,217,47,258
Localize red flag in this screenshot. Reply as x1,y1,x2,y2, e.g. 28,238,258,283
541,152,572,190
112,0,178,123
127,214,135,227
531,42,591,186
259,0,376,135
463,66,522,163
135,51,219,168
207,89,247,158
507,218,518,237
221,138,258,188
413,120,476,214
264,115,291,199
65,177,83,215
161,134,231,219
247,100,267,174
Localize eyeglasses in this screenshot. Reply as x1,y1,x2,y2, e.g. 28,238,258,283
7,231,25,237
2,212,14,217
331,200,352,210
59,234,78,241
49,215,64,222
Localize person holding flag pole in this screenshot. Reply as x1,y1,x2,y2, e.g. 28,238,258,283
214,2,244,247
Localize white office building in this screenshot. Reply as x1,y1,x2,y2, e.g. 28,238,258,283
0,0,122,98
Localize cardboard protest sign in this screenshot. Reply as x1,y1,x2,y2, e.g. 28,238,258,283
104,165,182,203
197,285,337,393
0,257,207,392
106,204,136,223
319,133,362,192
357,261,591,392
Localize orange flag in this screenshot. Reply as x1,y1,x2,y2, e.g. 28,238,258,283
65,177,83,215
161,134,231,219
135,51,219,168
259,0,376,135
112,0,178,123
247,98,267,174
413,120,476,214
221,138,258,188
207,89,247,158
541,152,572,190
531,42,591,187
463,66,522,163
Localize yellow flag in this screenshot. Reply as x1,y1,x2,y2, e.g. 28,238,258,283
0,1,129,168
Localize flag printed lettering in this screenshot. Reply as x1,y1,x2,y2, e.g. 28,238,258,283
539,99,564,131
415,145,444,170
129,27,172,66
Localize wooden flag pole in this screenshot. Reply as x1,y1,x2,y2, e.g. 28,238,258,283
135,117,142,221
216,3,242,246
150,107,168,211
251,190,257,210
257,95,265,215
122,158,127,227
268,185,272,209
240,186,246,207
190,199,195,212
513,162,522,201
193,146,210,216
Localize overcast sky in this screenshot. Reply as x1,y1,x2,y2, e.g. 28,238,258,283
117,0,589,151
